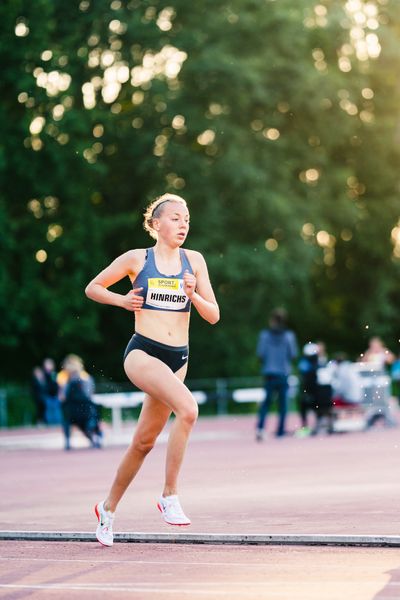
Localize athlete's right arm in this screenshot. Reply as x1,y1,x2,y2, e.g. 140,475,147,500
85,250,144,312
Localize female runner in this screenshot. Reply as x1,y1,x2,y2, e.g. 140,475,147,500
85,193,219,546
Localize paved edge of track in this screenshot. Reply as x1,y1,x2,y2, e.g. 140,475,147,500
1,531,400,547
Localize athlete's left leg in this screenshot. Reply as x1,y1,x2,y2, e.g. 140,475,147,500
162,363,193,497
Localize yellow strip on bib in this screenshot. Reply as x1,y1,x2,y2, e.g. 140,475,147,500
148,278,180,291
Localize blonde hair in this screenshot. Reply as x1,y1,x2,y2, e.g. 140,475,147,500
143,193,187,239
62,354,84,372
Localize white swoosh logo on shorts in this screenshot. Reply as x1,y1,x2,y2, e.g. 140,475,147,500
182,355,188,360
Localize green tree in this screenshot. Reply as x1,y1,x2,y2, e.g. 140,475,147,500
1,0,400,385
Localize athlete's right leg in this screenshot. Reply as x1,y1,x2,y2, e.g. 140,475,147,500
95,389,171,546
104,392,171,513
103,350,197,513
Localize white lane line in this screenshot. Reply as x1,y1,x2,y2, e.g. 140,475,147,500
0,556,383,569
0,556,268,567
0,581,384,594
0,584,283,596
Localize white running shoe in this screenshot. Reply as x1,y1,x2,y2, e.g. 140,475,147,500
94,501,114,547
157,495,191,526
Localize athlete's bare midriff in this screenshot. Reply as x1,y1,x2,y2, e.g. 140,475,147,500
134,309,190,346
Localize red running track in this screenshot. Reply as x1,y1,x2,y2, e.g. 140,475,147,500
1,415,400,599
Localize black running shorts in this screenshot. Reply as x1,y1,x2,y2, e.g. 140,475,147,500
123,333,189,373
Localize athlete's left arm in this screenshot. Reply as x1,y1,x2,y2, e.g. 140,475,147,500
183,251,220,324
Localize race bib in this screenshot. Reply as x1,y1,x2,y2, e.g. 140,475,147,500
146,278,188,310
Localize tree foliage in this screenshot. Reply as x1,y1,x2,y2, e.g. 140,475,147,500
1,0,400,382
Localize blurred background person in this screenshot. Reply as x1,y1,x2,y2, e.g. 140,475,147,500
361,337,395,370
297,342,320,435
31,366,46,426
331,352,362,405
60,355,102,451
316,341,328,367
255,308,298,440
57,354,80,398
42,358,61,425
297,341,334,436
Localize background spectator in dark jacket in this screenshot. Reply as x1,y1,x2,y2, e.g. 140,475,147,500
255,308,298,440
